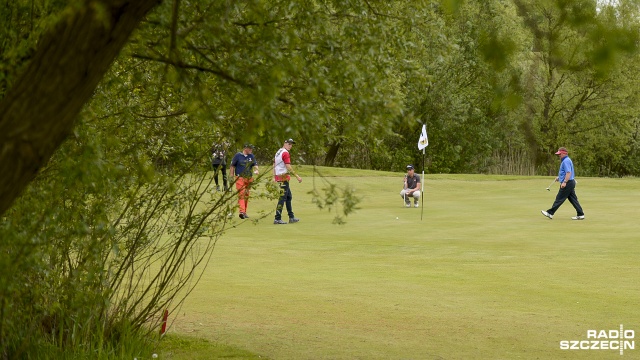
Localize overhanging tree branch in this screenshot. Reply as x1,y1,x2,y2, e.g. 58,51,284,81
132,53,250,87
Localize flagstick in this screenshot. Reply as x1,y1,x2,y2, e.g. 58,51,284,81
421,147,425,221
402,174,407,207
417,122,428,221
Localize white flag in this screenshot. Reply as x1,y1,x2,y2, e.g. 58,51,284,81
418,124,428,150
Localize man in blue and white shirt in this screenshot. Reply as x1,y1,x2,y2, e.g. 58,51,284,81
541,147,585,220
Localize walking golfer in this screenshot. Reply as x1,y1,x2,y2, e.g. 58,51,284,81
229,144,259,219
273,138,302,225
400,165,421,208
541,147,585,220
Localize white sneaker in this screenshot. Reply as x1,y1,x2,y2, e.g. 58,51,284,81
540,210,553,219
571,215,585,220
414,203,419,208
405,203,411,208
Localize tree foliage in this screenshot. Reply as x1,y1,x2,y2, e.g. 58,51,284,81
512,0,640,175
1,0,640,357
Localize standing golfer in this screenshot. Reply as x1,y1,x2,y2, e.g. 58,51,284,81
229,144,259,219
273,138,302,225
541,147,585,220
209,141,228,191
400,165,421,208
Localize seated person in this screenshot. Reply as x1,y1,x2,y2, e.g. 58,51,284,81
400,164,421,208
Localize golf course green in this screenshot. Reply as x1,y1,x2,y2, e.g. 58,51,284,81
161,167,639,359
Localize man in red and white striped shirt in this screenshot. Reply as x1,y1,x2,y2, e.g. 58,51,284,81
273,139,302,224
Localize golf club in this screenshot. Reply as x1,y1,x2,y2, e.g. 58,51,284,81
403,175,407,207
545,178,556,191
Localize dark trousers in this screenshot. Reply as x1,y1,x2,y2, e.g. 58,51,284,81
547,180,584,216
275,181,294,220
212,163,227,189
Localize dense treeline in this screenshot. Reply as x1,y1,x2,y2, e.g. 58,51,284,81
1,0,639,357
316,0,640,177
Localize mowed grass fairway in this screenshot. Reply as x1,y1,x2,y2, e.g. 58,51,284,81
167,167,640,359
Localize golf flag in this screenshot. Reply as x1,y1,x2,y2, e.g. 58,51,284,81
418,124,428,150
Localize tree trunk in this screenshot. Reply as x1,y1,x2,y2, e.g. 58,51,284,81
324,141,342,167
0,0,160,216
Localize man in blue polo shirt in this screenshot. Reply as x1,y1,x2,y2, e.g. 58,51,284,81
229,144,259,219
541,147,585,220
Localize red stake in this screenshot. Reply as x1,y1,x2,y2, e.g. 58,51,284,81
160,309,169,335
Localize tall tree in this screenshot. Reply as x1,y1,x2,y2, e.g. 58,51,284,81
514,0,640,174
398,1,526,173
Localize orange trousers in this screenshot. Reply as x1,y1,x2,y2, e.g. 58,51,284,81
235,177,253,214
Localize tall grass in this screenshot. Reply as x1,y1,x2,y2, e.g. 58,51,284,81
485,148,536,175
